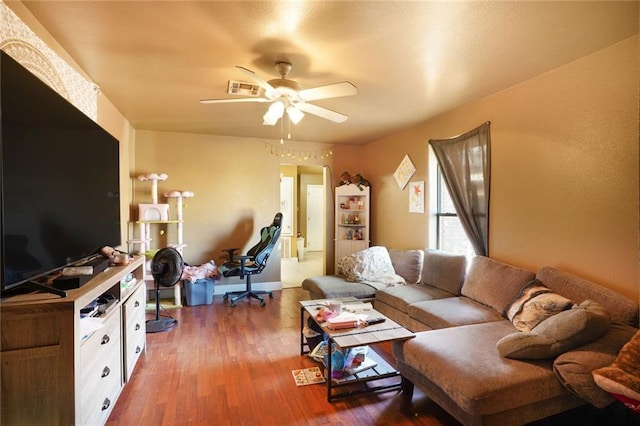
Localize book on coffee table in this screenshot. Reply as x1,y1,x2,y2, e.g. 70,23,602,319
326,312,368,330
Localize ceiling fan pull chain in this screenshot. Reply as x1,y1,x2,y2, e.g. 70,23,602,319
280,116,285,144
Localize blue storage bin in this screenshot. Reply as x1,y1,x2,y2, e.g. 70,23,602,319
183,278,215,306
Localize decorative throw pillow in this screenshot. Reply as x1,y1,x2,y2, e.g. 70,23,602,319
337,254,356,278
503,279,572,332
497,300,611,359
592,329,640,411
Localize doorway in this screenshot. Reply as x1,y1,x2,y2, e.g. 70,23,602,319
280,164,325,288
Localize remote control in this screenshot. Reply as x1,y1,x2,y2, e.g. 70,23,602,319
366,317,386,325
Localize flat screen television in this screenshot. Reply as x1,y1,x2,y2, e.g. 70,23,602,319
1,51,121,296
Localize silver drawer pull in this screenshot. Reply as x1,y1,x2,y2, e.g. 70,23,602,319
101,366,110,378
135,346,142,354
101,398,111,411
101,335,110,345
134,301,140,307
135,323,141,331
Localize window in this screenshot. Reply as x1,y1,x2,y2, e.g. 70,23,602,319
436,167,475,260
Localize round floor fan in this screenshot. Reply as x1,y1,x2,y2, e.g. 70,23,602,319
146,247,183,333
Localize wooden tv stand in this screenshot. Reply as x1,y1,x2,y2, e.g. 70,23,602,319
0,256,146,425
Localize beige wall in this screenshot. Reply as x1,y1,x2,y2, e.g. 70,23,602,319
133,132,350,286
97,96,135,250
363,37,639,301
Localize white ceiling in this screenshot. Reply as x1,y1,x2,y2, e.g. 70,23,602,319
11,1,639,146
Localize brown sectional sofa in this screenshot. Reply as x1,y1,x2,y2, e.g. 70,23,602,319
301,248,639,425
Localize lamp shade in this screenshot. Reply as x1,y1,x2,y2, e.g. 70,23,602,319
263,101,285,125
286,104,305,124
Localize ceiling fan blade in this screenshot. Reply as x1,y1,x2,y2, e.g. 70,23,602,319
296,102,348,123
200,97,270,104
235,66,279,99
298,82,357,102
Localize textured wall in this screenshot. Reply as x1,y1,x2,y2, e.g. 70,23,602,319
363,37,639,300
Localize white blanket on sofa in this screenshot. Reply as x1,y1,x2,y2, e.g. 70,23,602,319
337,246,406,290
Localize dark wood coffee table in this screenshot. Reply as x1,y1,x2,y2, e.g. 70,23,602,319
300,298,415,401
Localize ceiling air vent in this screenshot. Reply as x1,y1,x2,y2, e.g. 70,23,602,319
227,80,262,97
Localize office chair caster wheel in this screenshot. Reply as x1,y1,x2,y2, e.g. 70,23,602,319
268,292,274,299
260,300,266,307
230,301,236,307
223,294,229,300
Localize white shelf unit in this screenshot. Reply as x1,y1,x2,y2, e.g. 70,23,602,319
127,174,193,307
335,184,370,270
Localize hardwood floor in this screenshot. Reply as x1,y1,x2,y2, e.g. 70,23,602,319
107,288,627,426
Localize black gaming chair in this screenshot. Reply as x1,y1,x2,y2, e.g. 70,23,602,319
220,213,282,307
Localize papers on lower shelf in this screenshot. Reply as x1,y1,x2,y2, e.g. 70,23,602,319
345,356,377,375
292,367,326,386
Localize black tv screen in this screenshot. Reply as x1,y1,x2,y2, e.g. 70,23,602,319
1,51,121,291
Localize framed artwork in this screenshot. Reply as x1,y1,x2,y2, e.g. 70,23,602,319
393,154,416,190
409,181,424,213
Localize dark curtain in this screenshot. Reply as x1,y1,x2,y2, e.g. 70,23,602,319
429,122,491,256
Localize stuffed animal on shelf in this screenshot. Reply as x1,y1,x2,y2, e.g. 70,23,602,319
338,171,371,190
339,171,351,186
351,173,371,190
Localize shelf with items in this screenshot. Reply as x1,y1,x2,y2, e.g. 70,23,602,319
127,173,194,307
334,184,370,270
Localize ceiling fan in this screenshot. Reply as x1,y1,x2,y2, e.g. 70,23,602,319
200,62,357,126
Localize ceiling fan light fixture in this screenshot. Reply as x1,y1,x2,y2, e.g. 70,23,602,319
286,104,305,124
263,101,285,125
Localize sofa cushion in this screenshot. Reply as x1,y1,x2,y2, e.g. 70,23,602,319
407,297,505,330
554,323,638,408
536,266,639,327
504,279,572,332
388,249,424,284
497,300,611,360
461,256,536,313
399,321,569,415
420,249,467,295
301,275,376,299
375,284,452,313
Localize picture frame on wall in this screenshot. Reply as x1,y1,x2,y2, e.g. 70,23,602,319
393,154,416,190
409,181,424,213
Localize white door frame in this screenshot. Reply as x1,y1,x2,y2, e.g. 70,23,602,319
280,176,294,237
306,184,323,251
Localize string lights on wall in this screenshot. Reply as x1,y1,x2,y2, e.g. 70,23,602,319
263,141,334,161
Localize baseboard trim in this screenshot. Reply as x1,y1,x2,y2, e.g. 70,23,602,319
213,281,282,296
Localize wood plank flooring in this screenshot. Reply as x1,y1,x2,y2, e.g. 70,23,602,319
107,288,628,426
